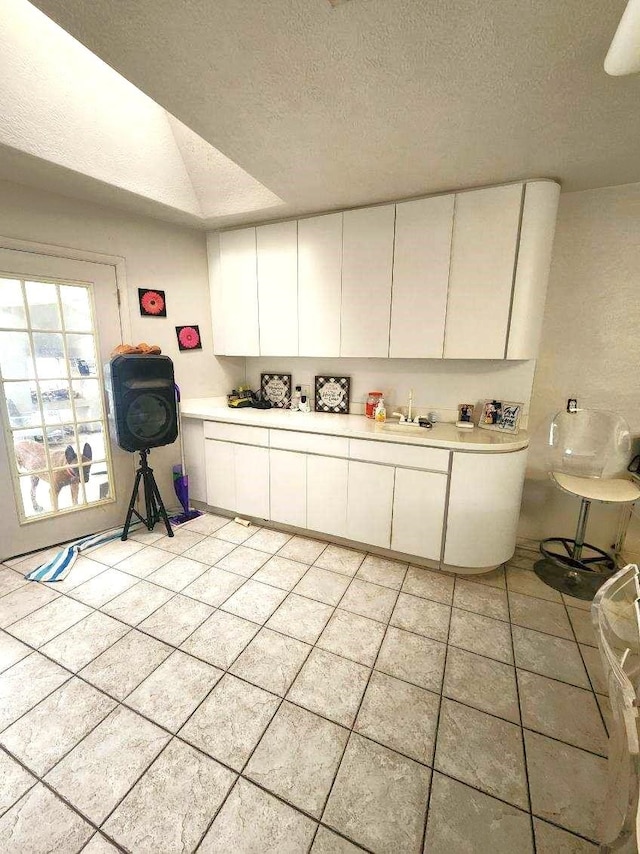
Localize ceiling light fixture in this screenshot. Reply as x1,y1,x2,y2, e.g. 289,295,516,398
605,0,640,75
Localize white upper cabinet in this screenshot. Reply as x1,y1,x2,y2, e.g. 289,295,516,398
298,213,342,357
340,205,395,358
444,183,523,359
390,194,454,358
209,228,259,356
506,181,560,359
257,220,298,357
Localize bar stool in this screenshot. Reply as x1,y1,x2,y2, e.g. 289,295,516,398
534,409,640,601
592,563,640,853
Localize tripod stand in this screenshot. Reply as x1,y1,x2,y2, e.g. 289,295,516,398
122,449,174,541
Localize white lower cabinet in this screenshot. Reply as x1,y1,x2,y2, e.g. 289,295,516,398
347,461,394,549
444,449,528,568
205,439,235,511
307,455,348,538
205,439,269,519
391,468,448,560
270,449,307,528
235,444,270,519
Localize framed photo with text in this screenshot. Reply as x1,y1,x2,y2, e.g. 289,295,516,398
260,373,292,408
478,400,523,434
314,376,350,414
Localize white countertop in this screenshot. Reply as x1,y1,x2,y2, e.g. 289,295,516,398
181,398,529,452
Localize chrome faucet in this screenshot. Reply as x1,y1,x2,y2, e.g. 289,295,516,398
392,389,417,423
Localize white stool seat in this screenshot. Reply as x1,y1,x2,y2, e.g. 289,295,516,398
552,472,640,504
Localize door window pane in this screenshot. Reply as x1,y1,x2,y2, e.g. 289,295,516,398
72,378,104,421
25,281,62,330
60,285,92,332
4,382,40,429
0,279,26,329
67,333,97,377
77,421,106,463
0,332,34,379
33,332,66,379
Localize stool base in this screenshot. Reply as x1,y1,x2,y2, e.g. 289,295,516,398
534,537,616,601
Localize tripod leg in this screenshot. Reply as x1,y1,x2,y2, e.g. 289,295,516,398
149,471,174,537
122,468,143,541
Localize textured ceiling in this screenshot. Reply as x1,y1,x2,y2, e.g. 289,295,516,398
18,0,640,226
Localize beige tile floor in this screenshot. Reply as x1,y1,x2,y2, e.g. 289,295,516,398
0,516,608,853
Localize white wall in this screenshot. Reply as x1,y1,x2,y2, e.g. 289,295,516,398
246,357,536,424
0,179,243,513
520,182,640,556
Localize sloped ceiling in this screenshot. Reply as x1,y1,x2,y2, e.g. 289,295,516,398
6,0,640,227
0,0,284,227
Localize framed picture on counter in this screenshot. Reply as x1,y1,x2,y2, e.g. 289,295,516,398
478,400,523,433
315,375,350,414
261,373,292,408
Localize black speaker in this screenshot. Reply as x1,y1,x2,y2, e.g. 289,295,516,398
105,355,178,452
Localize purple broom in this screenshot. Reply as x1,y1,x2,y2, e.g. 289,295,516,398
170,384,203,525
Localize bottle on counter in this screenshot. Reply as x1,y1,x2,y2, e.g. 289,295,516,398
299,394,311,413
291,385,302,411
374,397,386,423
366,391,383,419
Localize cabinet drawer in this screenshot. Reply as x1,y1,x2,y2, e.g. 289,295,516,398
269,429,349,458
204,421,269,447
349,438,449,472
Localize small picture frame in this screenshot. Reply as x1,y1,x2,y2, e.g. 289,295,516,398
478,400,523,434
138,288,166,317
175,325,202,351
457,403,475,424
315,376,350,414
261,373,292,408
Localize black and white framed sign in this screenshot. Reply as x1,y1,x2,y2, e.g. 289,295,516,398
260,373,292,408
314,376,350,414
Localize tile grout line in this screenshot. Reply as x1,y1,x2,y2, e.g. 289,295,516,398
505,572,537,854
421,567,457,851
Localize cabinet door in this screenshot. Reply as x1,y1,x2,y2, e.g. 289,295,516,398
391,468,447,560
444,184,523,359
205,439,236,511
347,461,394,548
307,455,348,537
217,228,259,356
235,444,270,520
341,205,395,357
444,449,528,569
390,195,454,358
257,221,298,356
182,418,206,503
270,449,306,528
298,213,342,357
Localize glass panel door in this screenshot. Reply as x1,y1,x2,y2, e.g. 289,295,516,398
0,277,114,520
0,248,134,560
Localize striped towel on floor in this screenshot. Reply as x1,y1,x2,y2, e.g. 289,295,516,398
24,524,144,582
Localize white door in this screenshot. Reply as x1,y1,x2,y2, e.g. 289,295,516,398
346,460,394,548
341,205,395,358
213,228,259,356
235,444,269,520
270,449,306,528
391,468,447,560
307,454,348,538
390,195,454,358
443,184,523,359
205,439,235,511
298,213,343,357
257,221,298,357
0,248,133,560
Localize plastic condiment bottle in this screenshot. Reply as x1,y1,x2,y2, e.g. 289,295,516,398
374,397,386,422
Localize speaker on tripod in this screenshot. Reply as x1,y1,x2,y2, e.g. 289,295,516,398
105,354,179,540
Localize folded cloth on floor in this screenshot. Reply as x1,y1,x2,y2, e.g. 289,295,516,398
24,524,140,582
